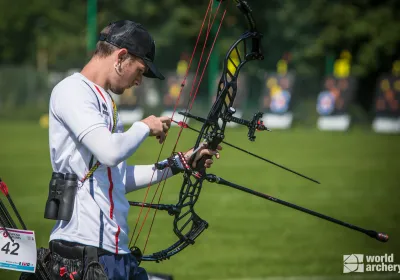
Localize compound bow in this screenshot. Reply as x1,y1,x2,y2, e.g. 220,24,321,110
127,0,388,263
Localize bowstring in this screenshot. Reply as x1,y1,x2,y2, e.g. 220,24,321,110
129,0,214,249
181,0,222,124
171,0,223,154
189,9,226,110
133,0,222,252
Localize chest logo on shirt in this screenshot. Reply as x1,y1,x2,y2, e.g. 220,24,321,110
101,103,109,116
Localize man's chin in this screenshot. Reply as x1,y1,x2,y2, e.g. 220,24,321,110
110,87,125,95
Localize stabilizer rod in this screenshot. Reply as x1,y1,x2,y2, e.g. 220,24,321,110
205,174,389,243
172,119,320,184
129,201,181,216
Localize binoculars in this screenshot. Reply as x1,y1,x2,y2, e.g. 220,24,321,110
44,172,78,221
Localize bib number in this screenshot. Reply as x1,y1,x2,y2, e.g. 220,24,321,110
0,228,37,273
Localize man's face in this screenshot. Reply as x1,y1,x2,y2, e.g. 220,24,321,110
110,54,148,95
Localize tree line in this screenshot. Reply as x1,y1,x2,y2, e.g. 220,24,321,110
0,0,399,111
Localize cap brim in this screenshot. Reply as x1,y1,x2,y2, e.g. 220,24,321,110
143,59,164,80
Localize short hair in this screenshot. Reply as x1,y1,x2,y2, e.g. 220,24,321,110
93,25,135,62
93,25,118,57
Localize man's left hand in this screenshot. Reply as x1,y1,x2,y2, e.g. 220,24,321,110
184,144,222,169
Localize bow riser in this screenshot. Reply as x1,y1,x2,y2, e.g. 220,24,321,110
193,31,264,169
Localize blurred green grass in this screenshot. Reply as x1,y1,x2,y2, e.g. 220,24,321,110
0,121,399,280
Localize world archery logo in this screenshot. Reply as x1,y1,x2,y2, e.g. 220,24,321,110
343,254,364,273
344,253,400,274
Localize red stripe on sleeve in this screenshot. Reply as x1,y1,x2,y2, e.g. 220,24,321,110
107,167,114,219
94,85,107,103
115,226,121,254
107,154,120,254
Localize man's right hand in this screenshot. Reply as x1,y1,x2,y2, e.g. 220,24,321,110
141,115,171,143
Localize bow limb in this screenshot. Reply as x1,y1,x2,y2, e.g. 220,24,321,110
129,176,209,262
190,26,264,170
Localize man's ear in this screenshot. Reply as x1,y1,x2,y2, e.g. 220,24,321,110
115,48,129,63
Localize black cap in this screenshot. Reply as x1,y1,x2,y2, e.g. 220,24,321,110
99,20,164,80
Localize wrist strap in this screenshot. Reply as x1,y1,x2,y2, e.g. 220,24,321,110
155,152,191,175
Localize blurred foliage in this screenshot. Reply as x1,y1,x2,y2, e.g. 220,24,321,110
270,0,400,77
0,0,87,68
0,0,398,76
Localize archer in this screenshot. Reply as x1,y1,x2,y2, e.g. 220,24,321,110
41,20,221,280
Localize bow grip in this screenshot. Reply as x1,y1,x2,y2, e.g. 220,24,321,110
194,154,212,173
193,134,223,172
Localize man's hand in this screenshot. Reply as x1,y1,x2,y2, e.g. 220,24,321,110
184,144,222,169
141,116,171,143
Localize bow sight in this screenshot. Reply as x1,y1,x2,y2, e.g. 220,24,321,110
180,109,270,142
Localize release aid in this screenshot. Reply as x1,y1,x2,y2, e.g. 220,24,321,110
44,172,78,221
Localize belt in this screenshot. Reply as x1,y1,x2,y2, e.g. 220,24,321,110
49,240,112,261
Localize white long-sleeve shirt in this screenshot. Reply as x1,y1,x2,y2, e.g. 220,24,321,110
49,72,172,254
